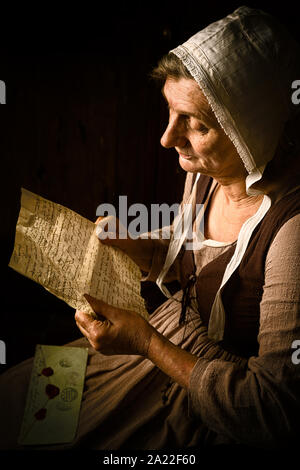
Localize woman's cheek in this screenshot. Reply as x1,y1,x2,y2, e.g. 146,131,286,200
193,135,218,158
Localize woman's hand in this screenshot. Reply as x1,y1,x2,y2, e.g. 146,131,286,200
75,294,198,388
75,294,155,356
95,216,154,273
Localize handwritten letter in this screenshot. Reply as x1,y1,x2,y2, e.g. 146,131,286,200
9,188,148,319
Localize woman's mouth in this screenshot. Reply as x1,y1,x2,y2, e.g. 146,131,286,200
179,153,193,160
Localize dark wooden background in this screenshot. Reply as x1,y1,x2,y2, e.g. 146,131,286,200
1,1,300,372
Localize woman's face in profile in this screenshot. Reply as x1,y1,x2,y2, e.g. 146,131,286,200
161,77,246,181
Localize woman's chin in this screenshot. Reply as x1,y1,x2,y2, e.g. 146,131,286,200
178,156,218,177
179,156,203,173
179,156,195,172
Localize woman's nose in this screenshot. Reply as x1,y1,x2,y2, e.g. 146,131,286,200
160,120,187,149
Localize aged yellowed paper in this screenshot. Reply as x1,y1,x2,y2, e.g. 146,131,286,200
9,188,148,319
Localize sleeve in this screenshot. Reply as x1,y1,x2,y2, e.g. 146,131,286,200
141,172,195,283
187,214,300,448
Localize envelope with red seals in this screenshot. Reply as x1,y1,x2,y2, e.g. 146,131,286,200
18,344,88,446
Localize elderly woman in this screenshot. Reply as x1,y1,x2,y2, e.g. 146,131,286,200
1,6,300,451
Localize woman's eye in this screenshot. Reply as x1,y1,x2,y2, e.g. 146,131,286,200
188,117,209,133
193,123,208,133
199,125,209,134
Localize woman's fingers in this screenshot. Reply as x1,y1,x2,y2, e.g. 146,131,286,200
94,216,153,273
84,294,118,322
75,309,111,351
75,316,90,339
95,216,128,243
75,309,96,330
95,216,106,225
74,298,153,357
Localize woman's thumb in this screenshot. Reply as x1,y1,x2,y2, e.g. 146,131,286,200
95,215,128,242
84,294,117,321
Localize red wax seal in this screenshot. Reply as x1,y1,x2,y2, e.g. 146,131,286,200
41,367,54,377
34,408,47,420
45,383,60,399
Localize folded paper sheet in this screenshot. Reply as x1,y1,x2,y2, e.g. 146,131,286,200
9,188,148,320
